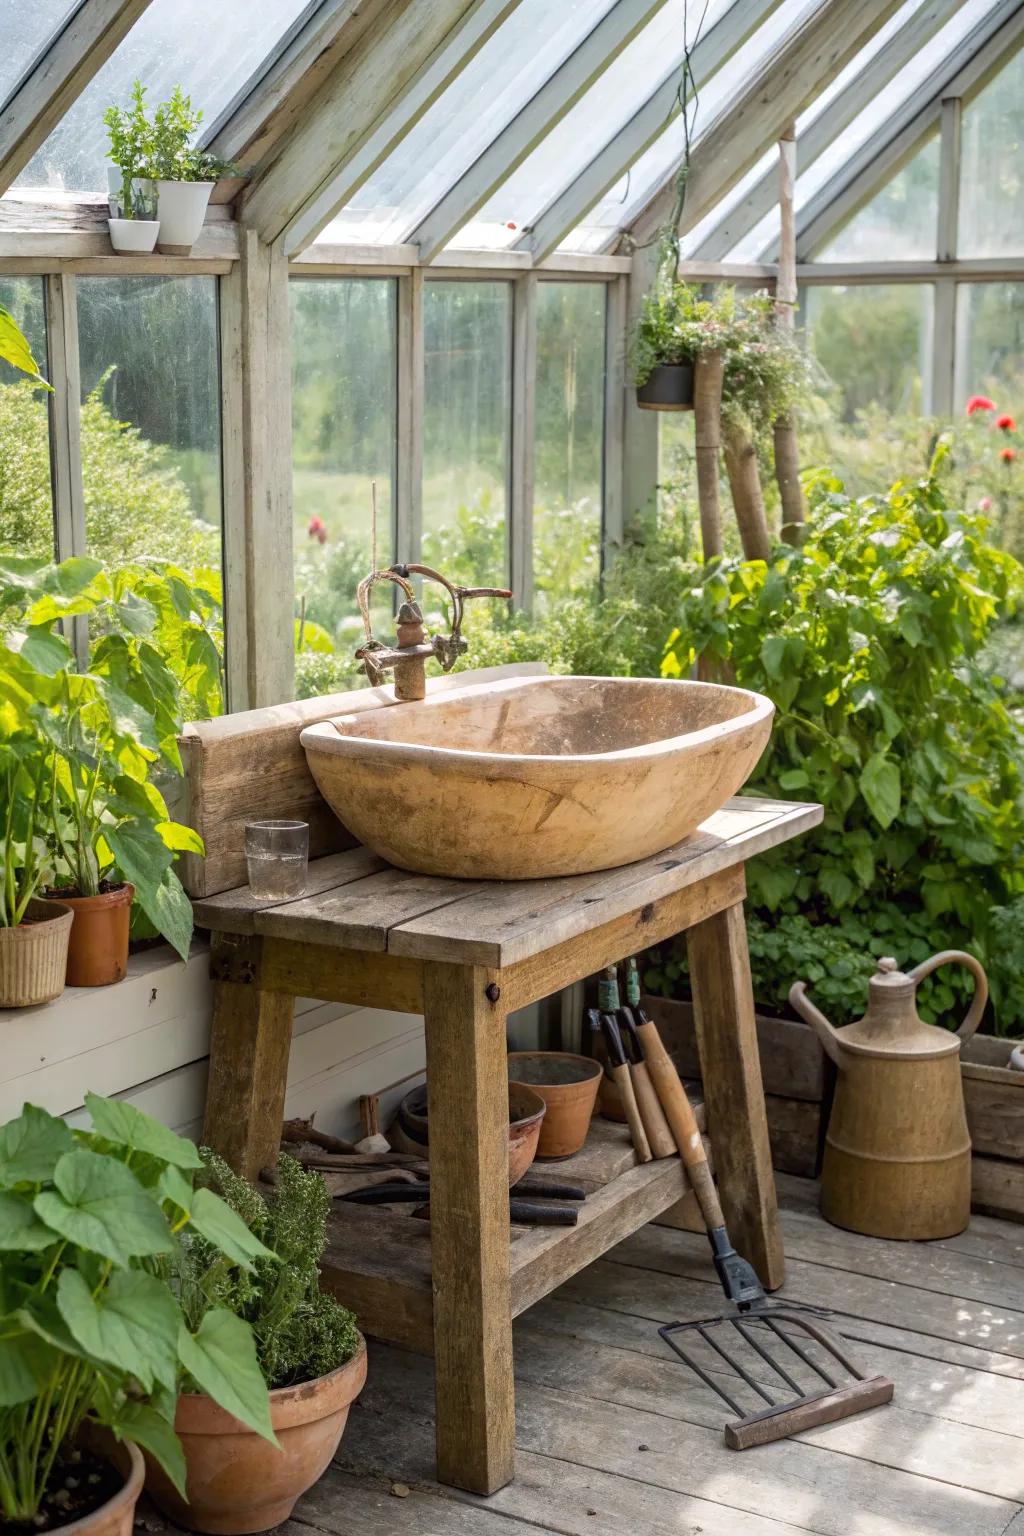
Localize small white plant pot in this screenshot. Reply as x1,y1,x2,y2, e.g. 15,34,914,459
1010,1044,1024,1073
155,180,214,253
108,217,161,254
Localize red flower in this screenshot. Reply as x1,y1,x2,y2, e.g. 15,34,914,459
966,395,997,414
1000,446,1016,463
997,413,1017,431
506,220,517,230
307,516,325,538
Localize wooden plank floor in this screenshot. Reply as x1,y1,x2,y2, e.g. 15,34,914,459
150,1173,1024,1536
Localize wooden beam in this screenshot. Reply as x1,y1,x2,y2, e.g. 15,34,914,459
797,257,1024,283
395,268,424,567
602,275,627,561
407,0,671,264
0,0,153,195
290,241,633,274
691,0,964,261
0,194,238,264
621,244,658,532
509,271,537,610
220,231,295,710
44,273,88,667
628,0,905,252
516,0,785,266
791,0,1024,259
243,0,514,250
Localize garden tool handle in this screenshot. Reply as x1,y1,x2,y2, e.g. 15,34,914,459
619,1010,676,1159
600,1014,652,1163
635,1018,725,1230
907,950,989,1041
788,981,844,1067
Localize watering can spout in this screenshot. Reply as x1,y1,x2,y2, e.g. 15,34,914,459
789,981,844,1067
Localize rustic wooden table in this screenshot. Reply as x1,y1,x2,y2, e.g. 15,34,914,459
194,791,822,1497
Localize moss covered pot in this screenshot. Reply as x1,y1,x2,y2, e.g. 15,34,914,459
144,1339,367,1535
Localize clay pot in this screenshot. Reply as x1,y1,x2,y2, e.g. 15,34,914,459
393,1082,546,1186
59,883,134,987
507,1052,602,1159
0,896,73,1006
146,1342,367,1535
68,1429,144,1536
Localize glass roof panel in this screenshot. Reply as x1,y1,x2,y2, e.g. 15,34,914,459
321,0,619,246
14,0,312,192
451,0,735,250
0,0,78,110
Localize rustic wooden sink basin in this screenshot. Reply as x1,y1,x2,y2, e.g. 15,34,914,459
300,673,773,880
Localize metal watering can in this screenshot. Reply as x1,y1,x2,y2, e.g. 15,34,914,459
790,951,988,1240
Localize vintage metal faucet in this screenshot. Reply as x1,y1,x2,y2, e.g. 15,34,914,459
354,562,512,700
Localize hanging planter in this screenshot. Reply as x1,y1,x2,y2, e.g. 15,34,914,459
0,896,73,1007
637,361,695,412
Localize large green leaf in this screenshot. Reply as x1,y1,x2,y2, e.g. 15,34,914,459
177,1310,277,1444
134,866,194,962
0,306,51,387
5,625,73,677
0,1191,59,1250
0,1103,73,1187
34,1150,173,1266
0,1329,57,1406
85,1092,202,1170
105,818,173,897
107,1399,187,1497
57,1268,180,1393
859,752,902,831
187,1188,276,1270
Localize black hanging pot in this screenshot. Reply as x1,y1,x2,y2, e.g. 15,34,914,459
636,361,695,412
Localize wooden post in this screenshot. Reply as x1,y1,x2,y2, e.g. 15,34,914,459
202,934,295,1179
686,902,785,1291
422,962,515,1495
693,348,725,561
723,419,771,563
774,124,805,546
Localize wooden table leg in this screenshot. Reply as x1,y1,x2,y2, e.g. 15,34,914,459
687,900,785,1291
423,961,515,1495
203,934,295,1180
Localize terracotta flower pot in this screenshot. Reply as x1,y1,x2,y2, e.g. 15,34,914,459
59,883,134,987
393,1082,546,1185
507,1052,602,1159
0,896,73,1006
67,1430,145,1536
146,1342,368,1535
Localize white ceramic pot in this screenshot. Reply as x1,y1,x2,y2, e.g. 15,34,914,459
1010,1044,1024,1073
108,217,160,254
155,180,214,253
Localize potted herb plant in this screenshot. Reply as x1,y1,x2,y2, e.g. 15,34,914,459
0,735,73,1006
0,1094,275,1536
148,1151,366,1534
146,86,232,254
103,82,160,254
630,280,698,411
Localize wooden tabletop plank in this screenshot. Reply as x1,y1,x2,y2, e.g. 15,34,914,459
388,799,822,967
192,845,388,934
254,866,487,952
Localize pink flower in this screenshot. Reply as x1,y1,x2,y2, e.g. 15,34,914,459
966,395,997,415
978,495,993,512
307,516,325,539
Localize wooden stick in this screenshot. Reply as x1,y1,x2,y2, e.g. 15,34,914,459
281,1116,357,1154
607,1061,652,1163
636,1016,725,1228
693,348,725,562
629,1059,677,1159
723,419,771,563
774,125,805,546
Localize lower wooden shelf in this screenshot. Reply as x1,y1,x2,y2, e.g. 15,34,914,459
319,1114,705,1352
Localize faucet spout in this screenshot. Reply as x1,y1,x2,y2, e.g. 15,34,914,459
354,562,512,699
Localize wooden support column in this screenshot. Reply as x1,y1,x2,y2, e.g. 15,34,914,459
202,934,295,1180
602,275,628,567
423,962,515,1495
933,95,962,418
395,268,425,568
687,902,785,1291
693,349,725,561
774,125,804,546
44,274,88,669
623,245,659,532
220,230,295,711
510,272,537,610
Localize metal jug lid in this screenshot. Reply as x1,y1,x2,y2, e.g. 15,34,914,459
839,957,962,1060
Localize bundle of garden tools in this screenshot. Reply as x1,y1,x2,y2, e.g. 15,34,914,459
590,960,895,1450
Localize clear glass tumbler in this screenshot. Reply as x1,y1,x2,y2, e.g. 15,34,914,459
244,819,309,901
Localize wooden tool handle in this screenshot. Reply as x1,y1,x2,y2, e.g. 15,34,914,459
629,1062,677,1158
636,1018,724,1227
609,1062,652,1163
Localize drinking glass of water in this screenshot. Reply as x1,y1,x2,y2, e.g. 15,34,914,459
244,820,309,900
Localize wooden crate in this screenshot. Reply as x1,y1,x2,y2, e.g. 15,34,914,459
640,994,832,1178
961,1035,1024,1222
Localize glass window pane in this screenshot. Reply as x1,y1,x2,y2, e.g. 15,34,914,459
422,282,511,588
817,134,939,261
805,284,934,418
955,283,1024,407
76,276,222,570
289,278,397,647
0,1,77,108
0,276,55,559
15,0,312,191
959,46,1024,257
324,0,618,245
534,283,605,609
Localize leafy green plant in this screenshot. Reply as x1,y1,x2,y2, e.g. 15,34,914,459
146,86,233,183
103,82,154,219
175,1152,359,1390
0,732,51,927
0,309,51,391
0,1094,275,1525
0,556,215,954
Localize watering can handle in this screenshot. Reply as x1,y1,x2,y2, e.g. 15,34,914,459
788,981,843,1067
907,950,988,1041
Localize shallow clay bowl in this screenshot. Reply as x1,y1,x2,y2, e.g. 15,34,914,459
507,1051,603,1159
395,1082,546,1186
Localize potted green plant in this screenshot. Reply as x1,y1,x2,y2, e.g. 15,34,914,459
146,87,233,254
0,1094,276,1536
103,82,160,253
630,281,699,411
0,734,73,1006
148,1151,366,1534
